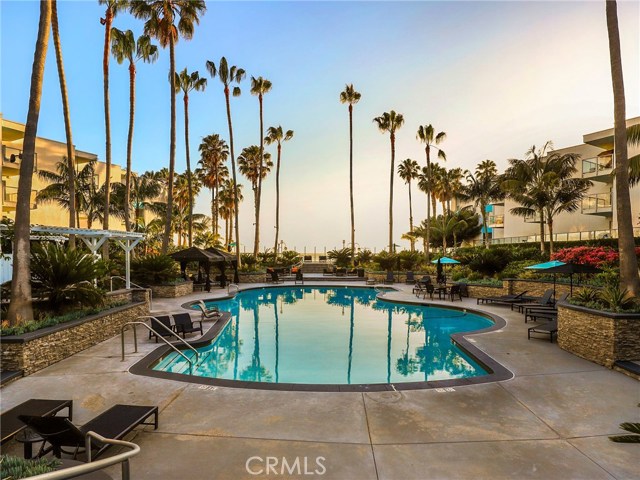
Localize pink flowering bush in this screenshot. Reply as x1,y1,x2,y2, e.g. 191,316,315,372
551,246,619,268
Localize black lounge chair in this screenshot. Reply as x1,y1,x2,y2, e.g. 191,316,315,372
477,291,530,306
194,300,222,321
520,293,568,318
295,270,304,284
405,272,415,284
148,315,174,343
19,404,158,460
525,309,558,323
512,289,555,312
448,284,463,301
528,320,558,342
172,312,203,338
383,271,395,284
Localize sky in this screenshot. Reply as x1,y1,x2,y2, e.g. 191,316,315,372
1,0,639,254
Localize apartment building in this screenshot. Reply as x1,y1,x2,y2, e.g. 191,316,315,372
483,117,640,245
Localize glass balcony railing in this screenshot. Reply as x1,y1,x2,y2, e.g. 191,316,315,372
2,185,37,209
582,154,613,180
487,214,504,226
581,192,612,214
2,145,38,172
523,212,542,223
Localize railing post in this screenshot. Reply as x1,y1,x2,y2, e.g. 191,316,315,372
122,459,131,480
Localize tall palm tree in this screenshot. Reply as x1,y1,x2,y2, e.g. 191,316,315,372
51,0,76,248
99,0,127,251
8,0,52,325
206,57,245,267
373,110,404,252
111,29,158,232
197,134,229,236
218,179,243,248
265,125,294,259
606,0,640,296
174,68,207,246
416,124,446,261
397,158,420,251
239,146,273,247
339,84,361,263
130,0,207,253
250,76,273,258
429,162,446,218
440,167,465,214
461,160,503,248
130,171,163,230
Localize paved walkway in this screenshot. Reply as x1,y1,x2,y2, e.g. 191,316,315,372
1,282,638,479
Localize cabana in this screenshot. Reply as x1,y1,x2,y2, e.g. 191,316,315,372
169,247,239,289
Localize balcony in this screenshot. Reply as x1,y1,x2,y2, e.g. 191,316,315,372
2,145,38,175
487,214,504,227
581,192,612,216
582,153,613,182
2,184,37,211
524,212,542,223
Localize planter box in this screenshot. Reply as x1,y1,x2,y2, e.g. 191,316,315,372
238,272,267,284
150,281,193,298
1,301,149,376
557,303,640,368
504,278,590,297
463,283,507,298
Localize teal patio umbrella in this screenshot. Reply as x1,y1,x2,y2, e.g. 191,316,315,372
431,257,460,283
525,260,567,298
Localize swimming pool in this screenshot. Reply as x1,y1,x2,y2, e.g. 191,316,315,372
151,286,498,387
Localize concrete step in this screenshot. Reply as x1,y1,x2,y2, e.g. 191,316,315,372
301,263,332,273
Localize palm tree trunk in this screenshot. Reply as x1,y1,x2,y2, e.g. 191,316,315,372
539,209,546,255
273,143,281,259
225,86,242,268
481,202,489,248
425,148,431,260
161,36,176,254
184,93,193,247
408,180,414,251
210,187,215,234
389,134,395,252
8,0,51,325
607,0,640,296
349,104,355,264
124,61,136,232
254,95,264,258
51,0,75,249
102,6,113,257
548,214,555,256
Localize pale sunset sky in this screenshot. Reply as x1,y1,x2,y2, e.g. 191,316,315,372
1,1,639,253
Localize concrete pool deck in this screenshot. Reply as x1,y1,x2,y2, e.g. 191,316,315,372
1,281,638,479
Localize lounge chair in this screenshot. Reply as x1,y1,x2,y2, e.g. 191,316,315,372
525,309,558,324
528,319,558,342
19,404,158,460
172,312,203,338
520,293,568,318
295,270,304,284
405,272,415,284
270,271,284,284
383,271,395,285
512,289,555,312
448,284,462,301
476,291,530,306
412,281,426,296
193,300,222,321
148,315,174,343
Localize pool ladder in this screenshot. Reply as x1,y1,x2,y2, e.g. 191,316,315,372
120,317,200,374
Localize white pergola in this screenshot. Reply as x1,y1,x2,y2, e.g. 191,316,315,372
27,225,144,289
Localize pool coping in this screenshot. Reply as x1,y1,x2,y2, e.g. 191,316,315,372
129,285,513,392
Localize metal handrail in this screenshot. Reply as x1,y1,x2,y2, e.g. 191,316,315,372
120,320,198,374
227,283,239,296
110,275,153,311
25,432,139,480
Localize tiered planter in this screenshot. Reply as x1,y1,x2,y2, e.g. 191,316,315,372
150,281,193,298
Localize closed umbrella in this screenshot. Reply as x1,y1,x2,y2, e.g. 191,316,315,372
431,257,460,284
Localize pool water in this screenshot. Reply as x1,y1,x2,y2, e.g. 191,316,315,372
153,286,493,385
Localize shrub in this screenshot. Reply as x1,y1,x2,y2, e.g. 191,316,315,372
374,252,398,271
572,287,601,305
552,246,620,268
466,248,512,277
0,455,61,479
497,260,539,280
398,251,423,271
131,254,179,285
355,249,373,265
327,248,353,268
451,265,471,281
599,285,636,313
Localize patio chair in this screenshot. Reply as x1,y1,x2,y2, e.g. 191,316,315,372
405,272,415,284
172,312,203,338
412,281,426,296
383,271,395,284
148,315,174,343
194,300,222,322
525,309,558,324
19,404,158,460
422,284,435,300
528,319,558,342
448,284,463,301
458,283,469,298
270,271,284,284
511,289,555,312
476,291,530,306
520,293,568,317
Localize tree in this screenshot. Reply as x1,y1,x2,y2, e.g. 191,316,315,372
461,160,503,248
606,0,640,296
416,124,446,261
8,0,52,325
397,158,420,251
130,171,163,230
430,213,468,254
373,110,404,252
197,134,229,236
51,0,76,248
174,68,207,246
206,57,245,267
250,76,273,258
265,126,294,260
239,145,273,244
130,0,207,253
218,179,243,248
111,28,158,232
339,84,361,263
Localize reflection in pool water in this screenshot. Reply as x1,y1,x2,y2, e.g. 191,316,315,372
154,287,493,385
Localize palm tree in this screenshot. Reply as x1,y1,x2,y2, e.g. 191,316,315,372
339,84,361,263
416,124,446,261
265,126,294,260
8,0,51,325
461,160,503,248
429,162,446,218
130,0,207,253
397,158,420,251
111,29,158,232
218,179,243,248
439,167,465,214
606,0,640,296
206,57,245,267
373,110,404,252
51,0,76,247
250,76,273,258
197,134,229,236
239,146,273,244
130,171,163,230
430,213,468,254
174,68,207,246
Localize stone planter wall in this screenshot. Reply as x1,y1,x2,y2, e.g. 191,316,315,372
106,289,132,305
1,301,149,376
238,272,267,284
557,303,640,367
151,281,193,298
504,279,583,297
464,284,506,298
